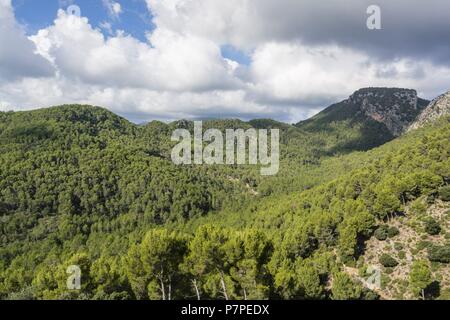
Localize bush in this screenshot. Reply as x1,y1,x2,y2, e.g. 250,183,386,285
417,241,432,251
394,242,403,251
374,225,389,241
387,227,400,238
428,245,450,263
361,288,380,300
384,267,394,274
438,288,450,300
438,185,450,201
410,198,427,215
374,225,399,240
424,219,441,235
379,254,398,268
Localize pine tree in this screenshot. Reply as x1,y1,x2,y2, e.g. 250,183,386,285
409,260,432,300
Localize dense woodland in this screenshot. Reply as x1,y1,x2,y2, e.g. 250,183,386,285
0,104,448,300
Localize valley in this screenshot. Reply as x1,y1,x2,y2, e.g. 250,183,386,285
0,87,448,300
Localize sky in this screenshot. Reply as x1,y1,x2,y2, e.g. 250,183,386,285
1,0,450,123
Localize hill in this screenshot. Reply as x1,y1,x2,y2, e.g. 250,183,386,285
296,88,429,152
0,90,448,300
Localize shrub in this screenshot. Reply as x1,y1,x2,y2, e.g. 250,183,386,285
438,288,450,300
361,288,379,300
384,267,394,274
394,242,403,251
398,251,406,260
379,254,398,268
381,274,390,290
410,198,427,215
374,225,389,241
424,219,441,235
438,185,450,201
358,265,368,278
417,241,432,251
388,227,400,238
428,245,450,263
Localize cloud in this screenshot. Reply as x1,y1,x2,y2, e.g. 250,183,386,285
1,0,450,123
248,42,450,106
0,0,54,81
146,0,450,64
102,0,122,19
29,10,240,92
99,21,113,35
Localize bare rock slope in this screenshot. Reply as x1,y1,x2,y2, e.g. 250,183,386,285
409,90,450,131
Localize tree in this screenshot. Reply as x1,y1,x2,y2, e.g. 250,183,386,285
338,225,358,263
32,261,62,300
331,272,362,300
229,229,272,300
373,183,402,220
90,256,130,299
125,244,149,300
279,226,317,261
409,260,432,300
183,225,234,300
127,229,187,300
295,262,324,299
338,206,375,262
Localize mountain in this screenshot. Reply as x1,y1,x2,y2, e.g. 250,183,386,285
409,90,450,131
297,88,429,143
0,90,448,301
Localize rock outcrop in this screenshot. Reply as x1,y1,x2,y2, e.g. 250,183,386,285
408,90,450,131
348,88,429,136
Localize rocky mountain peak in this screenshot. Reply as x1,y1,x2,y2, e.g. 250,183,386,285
408,90,450,131
347,87,429,136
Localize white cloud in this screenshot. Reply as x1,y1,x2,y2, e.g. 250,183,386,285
112,2,121,16
99,21,113,35
102,0,122,19
29,10,240,92
1,0,450,123
248,42,450,106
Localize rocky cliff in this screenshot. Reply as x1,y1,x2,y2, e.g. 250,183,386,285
409,90,450,131
348,88,429,136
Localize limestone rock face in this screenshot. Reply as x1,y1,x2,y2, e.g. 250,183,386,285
409,90,450,131
347,88,429,136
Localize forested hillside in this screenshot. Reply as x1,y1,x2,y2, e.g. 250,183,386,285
0,88,448,300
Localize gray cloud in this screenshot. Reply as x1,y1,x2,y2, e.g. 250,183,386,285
0,0,54,80
239,0,450,65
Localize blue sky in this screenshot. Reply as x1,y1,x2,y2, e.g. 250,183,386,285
13,0,154,40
